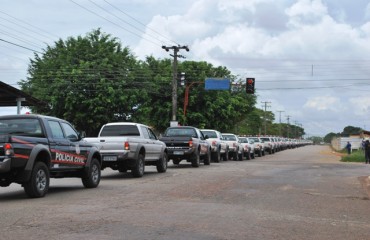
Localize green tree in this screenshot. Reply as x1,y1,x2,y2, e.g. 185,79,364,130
141,59,257,133
324,132,339,143
307,136,323,145
19,29,146,136
341,126,362,136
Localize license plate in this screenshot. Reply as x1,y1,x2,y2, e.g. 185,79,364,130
173,151,184,155
103,156,118,161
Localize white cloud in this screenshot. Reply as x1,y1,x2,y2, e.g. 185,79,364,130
286,0,328,27
349,97,370,116
303,96,341,111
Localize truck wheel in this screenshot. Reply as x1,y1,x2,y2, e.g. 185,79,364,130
258,150,262,157
132,154,145,178
156,152,168,173
191,151,200,167
251,152,255,159
223,149,229,161
246,151,251,160
204,150,211,165
211,149,221,163
23,161,50,198
233,152,238,161
82,158,101,188
238,150,244,161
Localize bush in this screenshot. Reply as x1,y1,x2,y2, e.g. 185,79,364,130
341,150,365,163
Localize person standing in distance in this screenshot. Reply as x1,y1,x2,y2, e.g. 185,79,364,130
345,141,351,155
365,140,370,164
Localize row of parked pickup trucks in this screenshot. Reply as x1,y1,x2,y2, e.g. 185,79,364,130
0,114,310,198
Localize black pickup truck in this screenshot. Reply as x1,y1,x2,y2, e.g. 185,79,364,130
159,126,211,167
0,114,102,198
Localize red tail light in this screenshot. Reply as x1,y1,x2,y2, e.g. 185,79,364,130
4,143,12,149
189,140,193,147
4,143,13,155
124,141,130,150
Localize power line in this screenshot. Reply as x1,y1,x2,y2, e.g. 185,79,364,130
69,0,161,47
0,38,43,54
0,11,57,41
103,0,179,46
88,0,175,46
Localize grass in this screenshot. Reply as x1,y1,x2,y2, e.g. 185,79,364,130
341,149,367,163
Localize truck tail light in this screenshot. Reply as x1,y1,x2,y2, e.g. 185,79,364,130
124,141,130,150
189,140,193,147
4,143,13,155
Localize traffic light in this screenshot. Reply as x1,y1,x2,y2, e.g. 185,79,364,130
246,78,255,94
178,72,186,86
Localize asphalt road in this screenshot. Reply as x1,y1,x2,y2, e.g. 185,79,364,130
1,145,369,240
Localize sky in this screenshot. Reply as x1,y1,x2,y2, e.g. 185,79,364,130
1,0,370,137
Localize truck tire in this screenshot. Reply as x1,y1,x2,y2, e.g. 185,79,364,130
233,151,238,161
251,152,255,159
156,152,168,173
238,150,244,161
211,149,221,163
258,150,262,157
132,154,145,178
23,161,50,198
204,150,211,165
223,149,229,161
82,158,101,188
191,151,200,168
246,151,251,160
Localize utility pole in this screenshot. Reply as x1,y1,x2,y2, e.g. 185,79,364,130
286,115,291,138
294,121,298,139
162,45,189,124
261,101,271,135
277,110,284,136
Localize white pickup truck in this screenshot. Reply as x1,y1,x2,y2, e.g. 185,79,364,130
200,129,229,162
84,122,168,178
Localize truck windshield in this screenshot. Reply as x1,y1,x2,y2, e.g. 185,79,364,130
100,125,140,136
0,118,44,137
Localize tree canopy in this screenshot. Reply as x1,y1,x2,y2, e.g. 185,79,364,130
19,29,261,136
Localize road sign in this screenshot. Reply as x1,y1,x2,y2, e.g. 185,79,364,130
205,78,230,90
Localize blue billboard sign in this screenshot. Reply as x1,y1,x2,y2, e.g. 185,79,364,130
205,78,230,90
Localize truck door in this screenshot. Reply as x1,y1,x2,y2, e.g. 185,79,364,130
47,120,85,169
139,126,157,160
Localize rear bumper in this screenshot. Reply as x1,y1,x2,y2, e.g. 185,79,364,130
0,158,11,172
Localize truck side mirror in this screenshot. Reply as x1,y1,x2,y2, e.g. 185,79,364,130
79,131,86,139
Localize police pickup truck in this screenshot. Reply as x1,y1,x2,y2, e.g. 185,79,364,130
0,114,102,198
159,126,211,167
84,122,168,178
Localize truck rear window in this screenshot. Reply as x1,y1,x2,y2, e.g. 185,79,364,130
100,125,140,136
164,128,197,137
0,118,44,137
